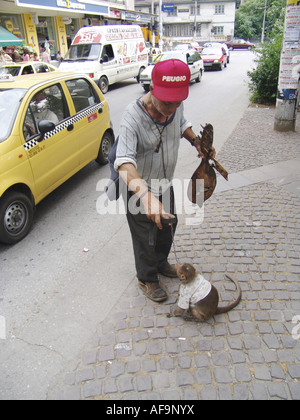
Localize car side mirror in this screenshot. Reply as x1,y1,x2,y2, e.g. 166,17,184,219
100,54,109,64
37,120,56,142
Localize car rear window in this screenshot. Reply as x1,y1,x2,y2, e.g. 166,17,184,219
0,88,27,143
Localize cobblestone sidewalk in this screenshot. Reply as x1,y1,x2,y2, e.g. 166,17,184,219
54,106,300,400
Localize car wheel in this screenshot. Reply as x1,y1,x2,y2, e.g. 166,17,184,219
96,131,114,165
195,69,202,83
136,67,145,83
98,76,109,94
0,191,34,245
219,62,223,71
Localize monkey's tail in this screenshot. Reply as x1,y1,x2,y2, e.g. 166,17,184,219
215,275,242,315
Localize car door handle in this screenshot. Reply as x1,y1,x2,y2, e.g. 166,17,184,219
67,124,74,132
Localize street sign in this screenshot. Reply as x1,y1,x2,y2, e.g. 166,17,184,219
162,3,175,13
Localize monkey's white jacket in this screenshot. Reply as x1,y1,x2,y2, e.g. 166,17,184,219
178,274,212,310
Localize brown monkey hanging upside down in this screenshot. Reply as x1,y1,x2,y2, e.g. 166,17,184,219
171,264,242,321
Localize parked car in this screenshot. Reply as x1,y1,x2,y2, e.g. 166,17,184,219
174,42,201,52
0,61,57,76
0,72,114,244
201,47,227,71
225,39,255,50
174,43,195,51
203,42,230,63
139,50,204,92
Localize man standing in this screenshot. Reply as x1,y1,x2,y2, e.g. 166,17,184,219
115,59,212,302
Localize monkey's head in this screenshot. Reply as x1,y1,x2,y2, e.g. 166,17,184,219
176,263,196,284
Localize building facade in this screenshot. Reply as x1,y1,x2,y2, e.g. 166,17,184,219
0,0,236,58
135,0,236,44
0,0,153,58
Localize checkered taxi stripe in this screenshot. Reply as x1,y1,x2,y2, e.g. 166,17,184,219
24,102,104,151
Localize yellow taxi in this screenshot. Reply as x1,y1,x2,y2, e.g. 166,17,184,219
0,61,57,76
0,72,114,244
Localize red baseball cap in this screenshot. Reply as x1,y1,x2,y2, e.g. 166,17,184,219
152,59,191,102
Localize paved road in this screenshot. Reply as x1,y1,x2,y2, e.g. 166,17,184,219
0,51,257,400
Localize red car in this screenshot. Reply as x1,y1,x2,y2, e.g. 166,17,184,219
225,39,255,50
201,47,227,71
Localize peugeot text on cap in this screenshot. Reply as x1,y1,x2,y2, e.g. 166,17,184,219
152,59,191,102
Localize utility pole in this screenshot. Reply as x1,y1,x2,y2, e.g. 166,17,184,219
151,0,155,47
194,0,197,38
274,0,300,132
159,0,163,50
261,0,267,43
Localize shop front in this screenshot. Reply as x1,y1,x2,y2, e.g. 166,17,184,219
14,0,110,58
1,0,154,60
0,12,24,40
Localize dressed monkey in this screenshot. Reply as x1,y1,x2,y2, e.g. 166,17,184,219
172,264,241,321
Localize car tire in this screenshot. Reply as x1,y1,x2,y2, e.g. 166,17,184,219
195,70,202,83
96,131,114,165
136,67,145,83
143,85,150,92
0,191,34,245
98,76,109,94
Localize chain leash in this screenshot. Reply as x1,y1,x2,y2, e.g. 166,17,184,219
170,223,181,265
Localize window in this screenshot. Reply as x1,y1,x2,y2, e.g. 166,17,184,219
191,5,200,15
167,6,177,17
215,5,225,14
23,84,68,140
0,88,26,143
66,78,100,113
165,23,191,38
101,44,114,62
21,65,34,75
33,63,55,73
0,66,20,77
213,26,224,36
187,51,201,64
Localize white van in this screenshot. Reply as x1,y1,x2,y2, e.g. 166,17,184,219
58,25,148,93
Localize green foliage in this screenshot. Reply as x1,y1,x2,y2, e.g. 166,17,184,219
235,0,286,40
248,34,283,104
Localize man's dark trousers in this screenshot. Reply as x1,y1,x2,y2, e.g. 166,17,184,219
125,187,177,283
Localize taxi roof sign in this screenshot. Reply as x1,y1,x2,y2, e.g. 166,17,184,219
0,73,14,82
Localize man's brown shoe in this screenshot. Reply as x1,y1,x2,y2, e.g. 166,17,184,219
138,281,168,302
158,262,178,278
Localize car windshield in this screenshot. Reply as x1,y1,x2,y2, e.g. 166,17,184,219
202,48,220,55
152,54,162,65
0,66,21,77
63,44,101,61
160,52,185,62
0,88,27,143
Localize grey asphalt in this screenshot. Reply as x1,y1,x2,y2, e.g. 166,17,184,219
53,105,300,400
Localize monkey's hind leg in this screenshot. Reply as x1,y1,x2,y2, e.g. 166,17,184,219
190,306,209,322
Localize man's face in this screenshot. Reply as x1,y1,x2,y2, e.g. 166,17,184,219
151,93,182,118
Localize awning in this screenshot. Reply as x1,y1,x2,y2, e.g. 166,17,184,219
0,26,23,47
